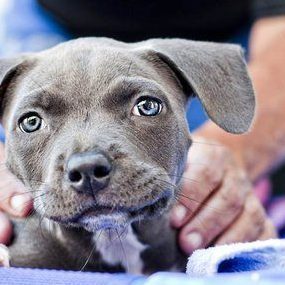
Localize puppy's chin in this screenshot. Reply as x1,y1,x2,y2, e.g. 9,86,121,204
47,195,172,232
76,213,129,232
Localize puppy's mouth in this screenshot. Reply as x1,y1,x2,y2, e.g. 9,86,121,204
128,196,169,217
51,196,170,231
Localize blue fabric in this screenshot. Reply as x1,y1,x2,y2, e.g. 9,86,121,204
217,246,285,273
0,0,70,56
186,239,285,276
1,268,285,285
218,250,269,273
0,268,145,285
186,98,208,131
0,125,5,143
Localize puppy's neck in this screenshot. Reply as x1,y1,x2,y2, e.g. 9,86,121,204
41,213,185,274
42,218,147,274
94,226,147,274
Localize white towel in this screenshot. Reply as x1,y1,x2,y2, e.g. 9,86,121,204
186,239,285,277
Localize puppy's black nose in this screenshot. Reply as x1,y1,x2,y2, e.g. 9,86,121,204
67,151,112,195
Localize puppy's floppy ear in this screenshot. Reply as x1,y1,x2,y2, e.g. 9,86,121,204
0,57,28,116
142,39,255,134
0,57,24,85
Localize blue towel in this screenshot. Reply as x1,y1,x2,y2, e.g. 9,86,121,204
187,239,285,276
0,268,145,285
2,268,285,285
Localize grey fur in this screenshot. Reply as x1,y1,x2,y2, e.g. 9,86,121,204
0,37,255,274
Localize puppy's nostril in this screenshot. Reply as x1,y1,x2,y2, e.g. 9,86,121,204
93,165,110,178
69,170,82,182
67,152,112,194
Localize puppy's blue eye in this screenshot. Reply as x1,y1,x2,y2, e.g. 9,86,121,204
132,97,162,116
19,113,43,133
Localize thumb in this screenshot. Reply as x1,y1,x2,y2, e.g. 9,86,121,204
0,169,32,217
0,143,32,217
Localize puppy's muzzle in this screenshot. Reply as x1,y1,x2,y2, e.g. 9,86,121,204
67,151,112,195
61,150,172,230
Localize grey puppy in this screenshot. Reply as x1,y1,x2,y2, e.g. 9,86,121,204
0,37,255,274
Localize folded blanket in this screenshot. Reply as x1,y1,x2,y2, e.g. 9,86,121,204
187,239,285,277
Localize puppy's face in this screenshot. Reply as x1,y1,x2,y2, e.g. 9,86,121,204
0,38,255,232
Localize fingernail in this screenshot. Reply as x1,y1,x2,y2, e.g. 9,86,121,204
186,232,203,250
0,213,12,244
10,194,31,214
172,204,187,222
0,244,10,267
0,214,8,233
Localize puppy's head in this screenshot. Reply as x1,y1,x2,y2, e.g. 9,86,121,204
0,38,255,231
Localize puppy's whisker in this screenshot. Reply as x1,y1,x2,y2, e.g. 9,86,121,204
38,215,48,241
80,244,97,271
151,178,226,216
173,196,194,214
104,227,127,252
175,192,207,205
0,190,43,204
115,228,129,273
156,175,214,197
33,193,47,202
0,177,49,187
166,187,227,217
166,175,204,185
175,192,227,215
35,197,55,241
21,178,49,184
18,199,48,237
173,196,209,230
191,140,224,147
109,226,128,246
80,230,103,271
136,164,206,186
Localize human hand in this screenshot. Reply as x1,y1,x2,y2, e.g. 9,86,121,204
0,143,32,244
171,137,276,254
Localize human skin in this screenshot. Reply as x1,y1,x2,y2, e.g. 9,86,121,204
0,16,283,251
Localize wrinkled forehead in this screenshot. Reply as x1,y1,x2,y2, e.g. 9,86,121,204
14,49,142,108
12,48,173,116
25,48,138,95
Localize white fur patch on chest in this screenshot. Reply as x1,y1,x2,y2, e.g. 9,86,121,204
93,226,147,274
